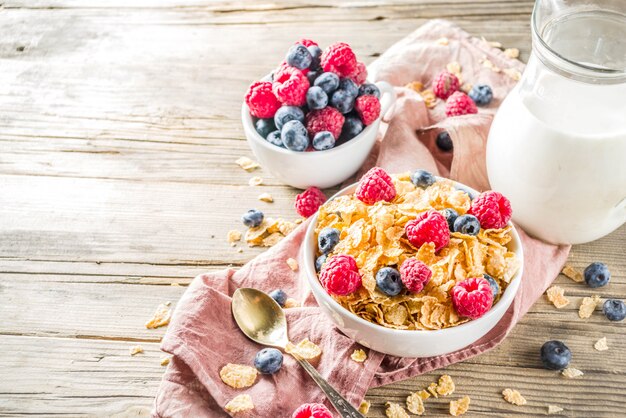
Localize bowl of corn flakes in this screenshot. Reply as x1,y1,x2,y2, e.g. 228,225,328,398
302,168,523,357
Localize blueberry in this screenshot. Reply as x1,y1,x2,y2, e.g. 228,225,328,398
453,214,480,236
255,118,276,138
308,45,322,70
441,208,459,231
268,289,287,307
254,348,283,374
603,299,626,321
306,86,328,110
307,69,321,85
339,78,358,97
468,84,493,106
410,169,436,189
314,72,340,95
315,254,327,272
483,273,500,298
376,267,403,296
436,131,453,152
274,106,305,130
584,262,610,288
318,227,340,254
358,83,380,98
330,89,356,114
540,340,571,370
281,120,309,152
340,115,364,140
242,209,264,228
312,131,336,151
286,44,312,70
266,130,284,147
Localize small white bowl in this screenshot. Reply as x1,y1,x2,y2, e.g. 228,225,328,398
242,81,396,189
302,180,524,358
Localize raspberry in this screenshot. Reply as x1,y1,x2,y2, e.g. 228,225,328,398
400,258,432,293
294,187,327,218
468,191,512,229
355,95,381,126
405,209,450,251
355,167,396,205
432,71,460,100
273,66,310,106
445,91,477,117
319,254,362,296
292,403,333,418
245,81,281,118
320,42,357,77
305,107,345,139
350,61,368,85
451,277,494,319
275,61,309,77
295,39,318,48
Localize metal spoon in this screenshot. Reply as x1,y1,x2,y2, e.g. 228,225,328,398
231,287,364,418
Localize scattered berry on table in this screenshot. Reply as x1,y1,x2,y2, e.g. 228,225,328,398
358,83,380,98
436,131,453,151
274,105,305,130
405,209,450,251
400,258,432,293
483,273,500,298
445,91,478,117
319,254,362,296
320,42,357,77
355,95,381,125
312,131,336,150
281,120,309,151
313,72,340,95
339,77,359,98
469,84,493,106
469,191,512,229
307,45,323,70
292,403,333,418
266,130,284,147
305,106,345,139
376,267,403,296
340,115,364,140
286,44,313,70
451,277,494,319
269,289,287,307
441,208,459,231
318,227,340,254
295,38,318,48
583,262,611,288
410,169,436,189
315,254,327,272
603,299,626,321
242,209,264,228
453,214,481,236
355,167,396,205
255,118,276,138
540,340,572,370
306,86,329,110
432,70,460,100
273,66,310,106
294,187,327,217
245,81,281,118
254,348,283,374
330,89,356,114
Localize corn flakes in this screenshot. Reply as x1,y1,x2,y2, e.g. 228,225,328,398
285,338,322,360
548,405,564,414
436,374,455,396
225,394,254,413
248,176,263,186
245,217,297,247
219,363,258,389
286,258,299,271
359,400,371,414
504,48,520,59
235,156,260,172
594,337,608,351
450,395,470,416
258,192,273,202
405,81,424,92
502,388,526,405
406,392,425,415
385,402,409,418
145,303,172,329
351,349,367,363
284,298,300,309
562,367,583,378
436,37,449,46
160,357,170,366
129,345,143,356
579,295,600,318
227,230,242,243
546,286,569,309
562,264,583,282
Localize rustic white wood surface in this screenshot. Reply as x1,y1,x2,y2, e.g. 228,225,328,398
0,0,624,416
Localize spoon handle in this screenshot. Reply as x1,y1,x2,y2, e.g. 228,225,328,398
292,355,365,418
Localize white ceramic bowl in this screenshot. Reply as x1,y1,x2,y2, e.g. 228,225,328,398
242,81,396,189
302,179,524,358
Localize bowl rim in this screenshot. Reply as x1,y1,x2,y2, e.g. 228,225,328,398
302,177,525,337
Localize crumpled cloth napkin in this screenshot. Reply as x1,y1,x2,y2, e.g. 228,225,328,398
153,20,570,417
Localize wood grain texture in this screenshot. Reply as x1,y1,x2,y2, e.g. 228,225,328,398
0,0,624,416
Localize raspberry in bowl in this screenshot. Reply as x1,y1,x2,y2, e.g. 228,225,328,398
302,167,524,357
242,40,395,189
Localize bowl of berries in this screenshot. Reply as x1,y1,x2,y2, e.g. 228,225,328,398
242,40,395,189
302,167,524,357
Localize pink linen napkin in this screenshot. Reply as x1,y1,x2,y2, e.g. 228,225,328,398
153,20,570,417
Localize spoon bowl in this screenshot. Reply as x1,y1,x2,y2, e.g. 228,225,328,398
231,288,289,348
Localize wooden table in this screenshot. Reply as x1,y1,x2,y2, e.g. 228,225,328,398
1,1,624,416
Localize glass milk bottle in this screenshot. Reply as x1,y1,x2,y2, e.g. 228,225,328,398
487,0,626,244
